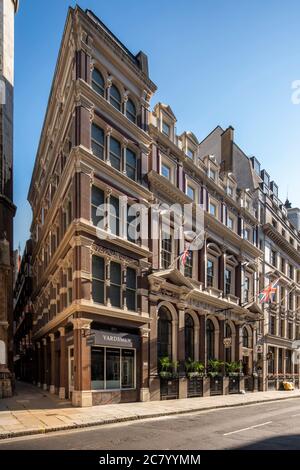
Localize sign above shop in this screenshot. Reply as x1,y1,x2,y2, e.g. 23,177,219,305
91,330,139,349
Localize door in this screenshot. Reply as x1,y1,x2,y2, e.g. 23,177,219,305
68,346,74,398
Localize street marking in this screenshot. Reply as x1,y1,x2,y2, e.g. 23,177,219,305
223,421,272,436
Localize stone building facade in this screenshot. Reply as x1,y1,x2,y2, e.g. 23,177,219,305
18,6,300,406
0,0,18,397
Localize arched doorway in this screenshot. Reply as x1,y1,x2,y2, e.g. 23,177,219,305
157,306,172,361
206,319,215,360
185,314,194,361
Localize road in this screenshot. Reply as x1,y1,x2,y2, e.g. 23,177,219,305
0,398,300,450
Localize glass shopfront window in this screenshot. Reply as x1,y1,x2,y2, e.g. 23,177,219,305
91,347,135,390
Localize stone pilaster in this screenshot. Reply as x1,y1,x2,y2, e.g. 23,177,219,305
71,318,93,407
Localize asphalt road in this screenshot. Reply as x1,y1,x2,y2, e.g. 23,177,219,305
1,398,300,450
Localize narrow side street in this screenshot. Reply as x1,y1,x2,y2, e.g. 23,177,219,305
1,398,300,450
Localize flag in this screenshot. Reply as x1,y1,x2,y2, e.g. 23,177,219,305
179,248,190,267
258,279,279,304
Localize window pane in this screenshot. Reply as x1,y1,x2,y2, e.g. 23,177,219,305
106,348,120,389
92,279,104,304
92,256,104,280
111,262,121,284
126,268,136,289
92,124,104,145
110,196,120,235
161,164,170,179
91,348,104,390
126,290,136,311
110,137,121,156
110,85,121,111
92,69,105,96
92,186,104,207
126,99,136,123
121,349,135,389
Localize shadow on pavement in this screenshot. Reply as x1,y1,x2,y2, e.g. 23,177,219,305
235,434,300,450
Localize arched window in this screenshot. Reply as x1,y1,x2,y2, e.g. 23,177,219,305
206,319,215,360
242,327,249,348
126,98,136,123
110,84,121,111
157,306,172,360
92,69,105,97
225,324,232,363
185,314,194,360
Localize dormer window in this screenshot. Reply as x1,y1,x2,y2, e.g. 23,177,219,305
187,148,194,159
162,121,170,137
227,185,234,197
209,168,216,181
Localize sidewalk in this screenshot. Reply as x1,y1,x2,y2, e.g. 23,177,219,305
0,381,300,440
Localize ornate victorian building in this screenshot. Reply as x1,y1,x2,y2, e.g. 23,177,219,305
19,6,300,406
27,7,156,406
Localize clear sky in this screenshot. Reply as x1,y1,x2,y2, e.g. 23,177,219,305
14,0,300,251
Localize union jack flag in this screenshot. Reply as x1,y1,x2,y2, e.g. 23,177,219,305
258,279,280,304
179,248,191,267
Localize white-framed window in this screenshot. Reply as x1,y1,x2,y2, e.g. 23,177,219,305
162,121,170,137
187,184,195,201
161,163,171,180
186,148,194,159
209,201,217,217
227,185,234,197
244,228,251,241
209,168,216,181
227,216,234,230
161,230,173,269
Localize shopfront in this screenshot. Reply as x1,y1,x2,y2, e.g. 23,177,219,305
90,329,140,405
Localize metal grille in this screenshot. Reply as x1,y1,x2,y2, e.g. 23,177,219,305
160,378,179,400
229,376,240,394
187,377,203,398
210,376,223,396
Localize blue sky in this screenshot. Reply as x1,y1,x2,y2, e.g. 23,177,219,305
14,0,300,250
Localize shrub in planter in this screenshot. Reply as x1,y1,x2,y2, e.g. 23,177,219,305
225,361,242,377
159,357,179,379
207,359,224,377
185,358,205,379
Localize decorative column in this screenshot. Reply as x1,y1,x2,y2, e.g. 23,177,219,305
58,327,67,399
49,334,56,394
74,94,93,150
149,299,160,401
71,318,93,407
178,308,187,399
42,338,48,391
139,327,150,402
105,126,112,165
36,342,42,388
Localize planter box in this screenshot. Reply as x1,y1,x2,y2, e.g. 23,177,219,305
228,376,240,394
160,378,179,400
209,376,223,396
187,376,203,398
